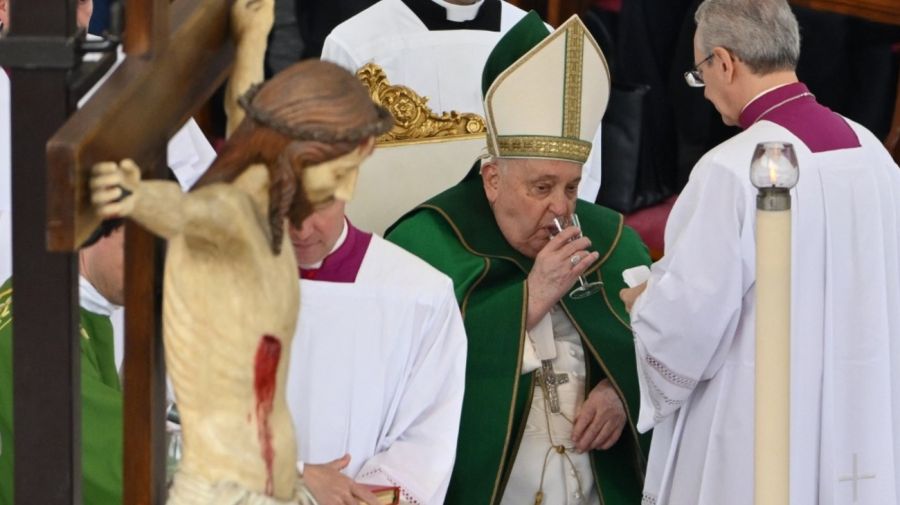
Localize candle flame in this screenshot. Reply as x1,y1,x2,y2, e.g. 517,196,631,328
768,160,778,185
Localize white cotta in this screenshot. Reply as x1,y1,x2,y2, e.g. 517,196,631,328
630,118,900,505
287,235,467,505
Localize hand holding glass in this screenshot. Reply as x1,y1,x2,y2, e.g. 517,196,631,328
551,214,603,299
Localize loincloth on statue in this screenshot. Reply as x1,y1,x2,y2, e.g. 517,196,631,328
167,471,318,505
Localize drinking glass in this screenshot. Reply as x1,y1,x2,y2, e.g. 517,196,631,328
551,213,603,299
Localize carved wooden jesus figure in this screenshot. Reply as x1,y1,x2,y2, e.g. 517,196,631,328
89,60,392,504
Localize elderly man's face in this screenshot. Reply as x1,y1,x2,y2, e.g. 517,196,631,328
482,158,581,258
694,31,740,126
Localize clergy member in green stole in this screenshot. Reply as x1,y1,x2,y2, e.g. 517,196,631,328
387,12,651,505
0,224,124,505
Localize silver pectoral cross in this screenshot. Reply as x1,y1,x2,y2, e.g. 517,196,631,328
536,359,569,413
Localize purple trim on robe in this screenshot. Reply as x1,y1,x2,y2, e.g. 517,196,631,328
738,82,860,153
299,221,372,283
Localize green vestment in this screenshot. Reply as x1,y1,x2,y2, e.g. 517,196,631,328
0,278,123,505
386,169,652,505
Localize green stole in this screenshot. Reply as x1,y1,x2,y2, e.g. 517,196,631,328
0,278,123,505
386,168,652,504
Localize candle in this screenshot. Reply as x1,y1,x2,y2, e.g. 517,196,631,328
750,142,798,505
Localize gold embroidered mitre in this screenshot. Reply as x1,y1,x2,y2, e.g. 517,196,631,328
482,12,610,164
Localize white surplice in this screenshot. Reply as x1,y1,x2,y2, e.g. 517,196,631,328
320,0,604,201
0,41,215,284
630,119,900,505
286,235,467,505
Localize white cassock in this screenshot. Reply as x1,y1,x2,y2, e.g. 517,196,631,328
321,0,604,201
630,119,900,505
501,305,598,505
287,234,467,505
0,42,215,284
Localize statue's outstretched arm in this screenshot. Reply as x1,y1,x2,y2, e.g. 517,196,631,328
90,160,257,247
91,159,188,239
225,0,274,137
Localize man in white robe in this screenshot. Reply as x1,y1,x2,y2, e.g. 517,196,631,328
285,198,467,505
619,1,900,504
320,0,605,202
0,0,215,282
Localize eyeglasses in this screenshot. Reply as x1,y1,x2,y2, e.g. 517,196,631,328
684,53,714,88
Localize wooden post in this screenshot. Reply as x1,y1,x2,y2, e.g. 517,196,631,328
6,0,82,503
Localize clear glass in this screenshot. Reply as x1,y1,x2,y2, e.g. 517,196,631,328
551,214,604,300
750,142,799,189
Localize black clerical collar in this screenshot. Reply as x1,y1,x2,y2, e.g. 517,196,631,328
401,0,502,31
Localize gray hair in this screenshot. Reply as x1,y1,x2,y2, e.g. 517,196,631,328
695,0,800,74
480,156,512,174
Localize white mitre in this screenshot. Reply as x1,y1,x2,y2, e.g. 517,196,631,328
482,12,610,164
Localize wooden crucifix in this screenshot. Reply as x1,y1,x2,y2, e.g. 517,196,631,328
6,0,238,502
47,0,236,502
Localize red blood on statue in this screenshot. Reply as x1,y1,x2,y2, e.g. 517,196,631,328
254,335,282,496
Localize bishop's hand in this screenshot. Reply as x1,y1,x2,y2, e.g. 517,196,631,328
302,454,380,505
526,225,599,329
619,282,647,313
90,159,141,219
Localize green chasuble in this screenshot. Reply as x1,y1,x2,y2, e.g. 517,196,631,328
0,278,123,505
386,168,652,505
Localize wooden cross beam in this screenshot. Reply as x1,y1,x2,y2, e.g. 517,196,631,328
4,0,234,503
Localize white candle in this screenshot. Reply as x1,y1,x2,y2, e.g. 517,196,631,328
751,142,798,505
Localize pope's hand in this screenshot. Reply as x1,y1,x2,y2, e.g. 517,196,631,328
302,454,380,505
571,378,626,453
526,225,599,329
90,159,141,219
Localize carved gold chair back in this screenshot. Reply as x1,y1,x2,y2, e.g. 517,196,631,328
348,63,488,235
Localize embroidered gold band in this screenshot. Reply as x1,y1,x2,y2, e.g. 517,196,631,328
491,135,592,163
563,23,584,139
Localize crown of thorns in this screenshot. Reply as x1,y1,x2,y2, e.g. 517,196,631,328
238,82,394,143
